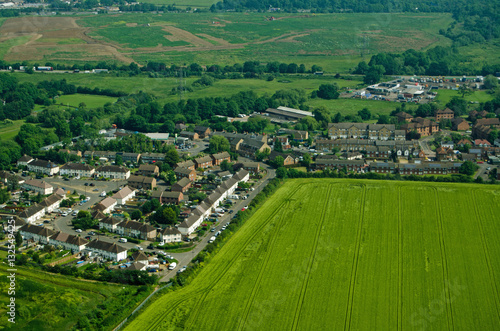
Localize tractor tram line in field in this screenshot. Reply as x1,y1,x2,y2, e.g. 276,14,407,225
144,184,304,331
432,188,455,330
470,191,500,321
290,184,334,331
397,186,404,331
343,185,367,331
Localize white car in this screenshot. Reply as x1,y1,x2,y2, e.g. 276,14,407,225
75,229,82,233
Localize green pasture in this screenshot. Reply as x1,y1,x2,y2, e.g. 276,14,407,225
0,264,152,330
55,94,118,108
125,179,500,331
0,35,32,59
0,120,26,141
435,89,495,107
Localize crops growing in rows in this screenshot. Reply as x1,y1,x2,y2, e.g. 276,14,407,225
126,179,500,331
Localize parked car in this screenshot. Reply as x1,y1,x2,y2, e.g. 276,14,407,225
84,183,89,186
90,183,95,186
75,229,82,233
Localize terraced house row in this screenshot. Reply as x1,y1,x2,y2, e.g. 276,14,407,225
327,123,406,140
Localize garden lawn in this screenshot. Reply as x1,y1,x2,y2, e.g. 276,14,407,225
125,179,500,331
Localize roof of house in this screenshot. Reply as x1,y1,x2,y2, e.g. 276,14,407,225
176,160,195,168
18,204,46,218
38,194,63,207
50,231,89,246
194,155,213,164
180,131,198,138
128,175,156,185
19,224,55,237
96,165,129,173
87,239,127,253
28,159,58,168
475,118,500,126
91,210,107,220
138,164,158,172
174,177,191,188
117,220,156,233
60,163,94,171
128,262,146,270
437,108,454,114
112,186,135,200
194,126,210,133
100,216,122,225
174,167,194,175
395,111,413,118
94,197,117,211
475,139,491,145
218,170,232,177
131,250,148,262
212,151,230,159
18,154,34,162
24,179,53,190
141,152,166,159
161,227,182,235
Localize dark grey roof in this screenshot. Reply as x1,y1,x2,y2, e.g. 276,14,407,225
19,224,55,237
87,239,127,253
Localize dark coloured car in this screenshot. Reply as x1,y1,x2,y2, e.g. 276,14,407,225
90,183,95,186
84,183,89,186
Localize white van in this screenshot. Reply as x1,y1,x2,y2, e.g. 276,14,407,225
118,238,127,243
208,236,216,243
168,262,177,270
228,194,239,200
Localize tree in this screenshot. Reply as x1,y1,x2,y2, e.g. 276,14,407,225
166,170,177,185
358,108,371,121
115,154,123,166
363,65,385,84
274,140,283,152
302,153,311,168
459,161,479,176
164,148,180,167
276,167,288,179
131,210,142,220
458,84,472,98
271,155,284,168
220,160,232,172
316,84,340,100
158,207,177,225
483,75,498,90
15,231,23,247
209,135,230,153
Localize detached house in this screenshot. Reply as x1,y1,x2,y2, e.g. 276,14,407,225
59,163,95,177
159,227,182,244
131,251,149,265
111,186,135,205
96,165,130,179
174,167,196,181
116,220,157,240
23,179,53,195
19,224,55,244
27,159,59,176
86,239,127,261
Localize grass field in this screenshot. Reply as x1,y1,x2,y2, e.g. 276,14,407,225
125,179,500,331
435,89,495,107
0,120,26,141
0,264,152,330
56,94,118,108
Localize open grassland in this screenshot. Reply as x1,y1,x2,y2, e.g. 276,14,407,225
126,179,500,331
56,94,118,108
435,89,495,107
0,264,152,330
0,13,454,72
0,120,26,141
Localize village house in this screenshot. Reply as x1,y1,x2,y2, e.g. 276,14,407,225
343,152,364,160
17,155,34,167
365,146,391,159
127,175,156,190
2,216,25,232
211,152,231,166
131,251,149,265
27,159,59,176
273,136,292,150
19,224,55,244
398,162,462,175
84,151,117,161
435,146,455,161
95,165,130,179
85,239,127,261
174,167,197,181
141,152,166,163
59,163,95,177
435,108,455,122
175,123,188,131
176,160,196,170
237,162,261,174
18,204,46,223
194,126,211,139
474,139,491,147
400,117,439,137
179,131,199,140
194,155,213,169
369,161,396,173
159,227,182,244
456,139,472,147
116,220,157,240
49,232,88,252
395,111,413,122
91,210,107,220
111,186,135,205
22,179,53,195
99,216,122,232
451,118,470,131
38,194,64,213
328,123,404,140
93,197,117,214
172,177,192,193
472,118,500,139
151,190,184,204
136,164,159,177
119,152,141,164
237,139,271,158
315,159,367,172
284,129,309,142
268,151,299,166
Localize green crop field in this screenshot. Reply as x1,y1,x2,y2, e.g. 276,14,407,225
126,179,500,331
0,264,152,330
